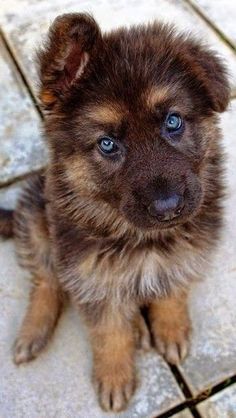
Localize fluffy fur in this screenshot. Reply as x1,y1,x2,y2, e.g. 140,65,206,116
0,13,230,411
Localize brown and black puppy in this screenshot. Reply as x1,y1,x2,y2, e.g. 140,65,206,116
0,13,230,412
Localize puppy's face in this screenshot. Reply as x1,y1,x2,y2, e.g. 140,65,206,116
39,14,230,230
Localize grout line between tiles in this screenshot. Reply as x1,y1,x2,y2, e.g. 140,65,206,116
156,367,236,417
168,365,202,418
154,403,192,418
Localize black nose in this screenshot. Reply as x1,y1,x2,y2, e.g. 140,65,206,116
148,193,184,221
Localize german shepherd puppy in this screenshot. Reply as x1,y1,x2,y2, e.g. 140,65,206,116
0,13,230,412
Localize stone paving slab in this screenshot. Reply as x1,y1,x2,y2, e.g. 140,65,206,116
0,240,185,418
1,0,236,95
0,37,47,185
191,0,236,47
177,99,236,395
197,384,236,418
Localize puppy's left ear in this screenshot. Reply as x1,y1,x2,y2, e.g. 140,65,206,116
187,43,231,113
38,13,102,109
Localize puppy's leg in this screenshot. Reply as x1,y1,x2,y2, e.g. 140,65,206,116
13,276,63,364
84,304,137,412
134,310,151,351
148,291,191,364
13,175,63,364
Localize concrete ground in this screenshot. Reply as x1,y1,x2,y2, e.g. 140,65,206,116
0,1,236,417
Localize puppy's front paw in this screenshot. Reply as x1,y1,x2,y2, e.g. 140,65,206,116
151,314,191,365
93,368,136,412
149,294,191,365
13,333,48,365
153,330,190,365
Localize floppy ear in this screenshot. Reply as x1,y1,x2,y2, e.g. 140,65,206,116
38,13,102,109
186,42,231,113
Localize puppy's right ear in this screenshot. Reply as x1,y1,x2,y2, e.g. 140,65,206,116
38,13,102,109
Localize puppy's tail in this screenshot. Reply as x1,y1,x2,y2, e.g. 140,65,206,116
0,208,14,238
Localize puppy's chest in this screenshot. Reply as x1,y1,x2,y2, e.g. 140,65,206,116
61,229,207,303
81,242,160,280
74,241,180,302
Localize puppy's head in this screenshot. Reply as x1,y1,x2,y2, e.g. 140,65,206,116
39,13,230,230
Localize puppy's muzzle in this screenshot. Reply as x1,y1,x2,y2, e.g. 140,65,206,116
148,193,184,221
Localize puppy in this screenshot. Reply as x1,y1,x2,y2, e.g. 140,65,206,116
0,13,230,412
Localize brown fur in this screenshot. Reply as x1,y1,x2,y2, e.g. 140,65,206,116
0,208,14,238
0,13,230,411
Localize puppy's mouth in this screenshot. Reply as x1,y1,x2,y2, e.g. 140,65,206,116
138,211,188,230
149,209,193,230
128,210,194,231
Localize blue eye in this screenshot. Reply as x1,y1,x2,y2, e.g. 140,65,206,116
165,113,182,132
98,136,118,154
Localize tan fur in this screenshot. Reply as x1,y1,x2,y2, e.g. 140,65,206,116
40,89,57,106
13,276,63,364
89,306,136,412
146,85,172,108
149,291,191,364
64,157,99,194
87,103,124,125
